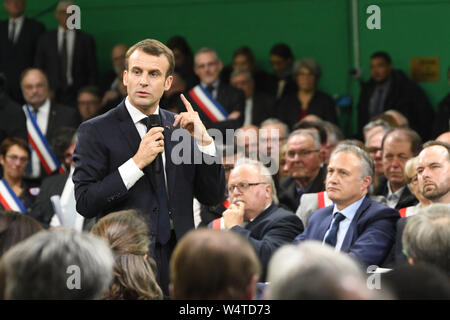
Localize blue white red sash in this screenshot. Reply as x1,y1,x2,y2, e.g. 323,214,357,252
317,191,333,209
24,105,65,175
0,178,26,213
188,85,228,122
208,199,230,230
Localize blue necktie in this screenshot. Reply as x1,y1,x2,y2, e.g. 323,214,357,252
324,212,346,247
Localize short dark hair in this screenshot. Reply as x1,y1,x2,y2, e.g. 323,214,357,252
232,46,256,68
0,137,30,158
370,51,392,65
125,39,174,78
270,43,294,60
381,128,422,156
50,126,76,163
77,86,101,100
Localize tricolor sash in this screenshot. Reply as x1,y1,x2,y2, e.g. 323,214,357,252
208,199,230,230
24,105,65,175
188,85,228,122
317,191,333,209
0,178,26,213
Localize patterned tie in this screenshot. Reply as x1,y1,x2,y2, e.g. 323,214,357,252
324,212,346,247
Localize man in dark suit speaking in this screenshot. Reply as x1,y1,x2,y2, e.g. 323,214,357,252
295,144,399,267
73,39,225,295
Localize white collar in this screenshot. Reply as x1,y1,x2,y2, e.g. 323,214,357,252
124,96,159,125
9,15,24,24
387,182,404,198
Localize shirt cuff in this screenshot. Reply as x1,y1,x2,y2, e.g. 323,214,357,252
118,158,145,190
197,140,216,156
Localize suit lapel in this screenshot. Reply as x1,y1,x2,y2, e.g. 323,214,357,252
318,207,334,240
116,102,141,156
341,196,371,252
46,103,57,139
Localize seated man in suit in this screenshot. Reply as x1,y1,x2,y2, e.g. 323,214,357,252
188,47,245,137
20,68,80,182
278,129,326,212
394,141,450,265
229,69,275,126
295,144,399,267
374,127,422,209
216,158,303,281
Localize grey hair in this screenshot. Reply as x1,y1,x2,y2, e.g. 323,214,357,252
234,158,279,205
0,229,114,299
266,241,370,300
288,129,321,151
260,118,290,137
322,121,344,145
330,144,374,180
293,58,322,79
363,119,392,136
195,47,220,64
402,204,450,276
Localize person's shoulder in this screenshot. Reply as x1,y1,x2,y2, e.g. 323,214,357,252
365,197,399,219
24,17,45,30
279,176,296,189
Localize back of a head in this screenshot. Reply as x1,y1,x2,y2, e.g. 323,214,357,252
170,229,261,300
381,263,450,299
0,210,43,258
266,241,372,300
0,229,114,299
91,210,162,300
402,204,450,276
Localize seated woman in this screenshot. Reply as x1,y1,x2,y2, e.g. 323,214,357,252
91,210,163,300
276,58,338,128
0,137,39,214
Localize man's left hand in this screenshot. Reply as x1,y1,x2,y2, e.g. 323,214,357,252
173,94,213,146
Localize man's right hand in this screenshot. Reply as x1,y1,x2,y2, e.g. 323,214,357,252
132,126,164,170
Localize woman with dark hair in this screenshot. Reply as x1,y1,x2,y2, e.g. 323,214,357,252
276,58,338,129
91,210,163,300
166,35,198,90
0,137,39,213
0,210,43,258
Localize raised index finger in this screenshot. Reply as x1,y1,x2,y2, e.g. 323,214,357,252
180,93,194,113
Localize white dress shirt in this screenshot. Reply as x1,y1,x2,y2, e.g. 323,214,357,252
118,97,216,191
386,183,405,209
8,15,24,44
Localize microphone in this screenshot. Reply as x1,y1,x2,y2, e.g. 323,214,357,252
146,114,163,174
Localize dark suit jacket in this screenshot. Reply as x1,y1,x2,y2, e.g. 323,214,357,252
374,177,418,210
73,101,225,251
433,93,450,137
276,90,338,129
250,92,276,126
189,81,245,135
231,203,304,281
29,171,94,230
393,217,409,266
34,29,97,106
357,70,434,140
295,195,399,267
0,97,27,144
0,17,46,103
278,165,327,212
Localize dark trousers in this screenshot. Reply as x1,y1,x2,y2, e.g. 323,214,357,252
154,230,177,299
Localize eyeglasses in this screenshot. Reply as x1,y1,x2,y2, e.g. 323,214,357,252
286,149,319,159
5,155,29,164
227,182,267,194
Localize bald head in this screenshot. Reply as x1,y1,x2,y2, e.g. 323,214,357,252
20,68,49,109
436,132,450,145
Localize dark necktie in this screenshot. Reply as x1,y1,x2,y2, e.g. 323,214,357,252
324,212,346,247
60,31,68,88
206,84,214,95
144,114,171,244
9,20,16,43
370,87,384,117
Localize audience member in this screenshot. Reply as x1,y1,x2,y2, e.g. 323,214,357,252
0,0,46,103
278,129,326,212
166,35,198,90
357,51,434,140
295,144,399,267
381,263,450,300
374,128,422,209
436,131,450,144
266,241,379,300
0,137,38,213
0,210,43,258
259,118,289,161
212,159,303,280
0,229,114,299
230,69,275,126
100,43,128,96
30,129,93,230
432,92,450,137
34,0,98,107
235,124,259,158
362,119,392,142
293,120,328,163
188,47,245,135
268,43,297,100
169,228,261,300
402,204,450,277
322,121,344,165
384,109,409,128
91,210,163,300
276,58,338,128
77,86,102,121
365,125,390,190
20,68,80,181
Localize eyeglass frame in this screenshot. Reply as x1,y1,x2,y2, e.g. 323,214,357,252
286,149,320,159
227,182,268,194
